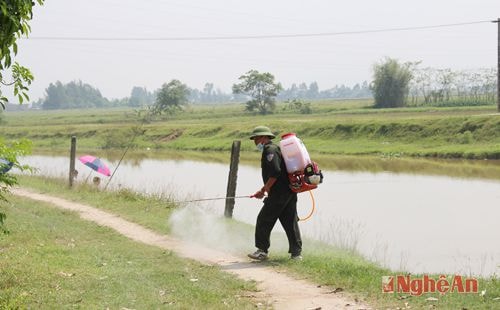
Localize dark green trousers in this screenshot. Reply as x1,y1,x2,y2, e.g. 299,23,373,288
255,192,302,256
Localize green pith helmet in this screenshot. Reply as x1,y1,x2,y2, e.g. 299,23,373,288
249,126,276,140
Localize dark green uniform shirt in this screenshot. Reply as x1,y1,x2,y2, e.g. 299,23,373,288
261,142,291,195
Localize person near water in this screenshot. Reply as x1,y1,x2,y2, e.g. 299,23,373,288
248,126,303,261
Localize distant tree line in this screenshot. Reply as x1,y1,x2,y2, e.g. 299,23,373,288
409,67,496,106
30,60,496,110
190,81,372,103
189,83,234,103
370,58,497,108
34,79,372,110
277,81,372,101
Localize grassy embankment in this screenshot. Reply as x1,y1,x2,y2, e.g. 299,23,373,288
1,176,498,309
0,188,258,309
2,99,500,159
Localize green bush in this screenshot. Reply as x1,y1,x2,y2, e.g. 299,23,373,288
456,130,474,144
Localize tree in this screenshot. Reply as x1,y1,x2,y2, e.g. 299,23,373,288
307,82,319,99
129,86,153,107
232,70,282,114
0,138,31,233
42,80,108,109
371,58,414,108
187,82,233,104
43,81,67,109
202,82,214,102
0,0,44,109
1,0,43,233
152,79,189,115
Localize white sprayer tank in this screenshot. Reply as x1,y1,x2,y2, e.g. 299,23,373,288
279,133,311,173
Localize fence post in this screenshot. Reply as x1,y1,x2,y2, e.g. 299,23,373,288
225,140,241,218
69,136,76,187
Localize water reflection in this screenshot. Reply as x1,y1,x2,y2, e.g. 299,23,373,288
34,149,500,180
315,155,500,181
18,154,500,276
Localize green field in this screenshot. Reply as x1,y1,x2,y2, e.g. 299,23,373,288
2,99,500,159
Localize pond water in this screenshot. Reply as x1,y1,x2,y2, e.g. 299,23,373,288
18,154,500,277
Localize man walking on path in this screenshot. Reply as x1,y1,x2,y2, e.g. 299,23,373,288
248,126,302,261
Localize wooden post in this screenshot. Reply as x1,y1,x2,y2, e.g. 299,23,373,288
69,136,76,187
225,140,241,218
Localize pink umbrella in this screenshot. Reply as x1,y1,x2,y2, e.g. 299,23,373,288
78,155,111,176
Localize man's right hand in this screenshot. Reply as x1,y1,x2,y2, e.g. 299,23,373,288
252,190,265,199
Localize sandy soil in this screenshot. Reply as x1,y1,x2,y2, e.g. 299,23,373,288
12,188,370,310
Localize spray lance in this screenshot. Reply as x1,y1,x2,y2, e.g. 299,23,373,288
172,190,317,222
173,195,255,204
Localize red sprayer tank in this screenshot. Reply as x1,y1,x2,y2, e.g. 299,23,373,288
279,133,322,193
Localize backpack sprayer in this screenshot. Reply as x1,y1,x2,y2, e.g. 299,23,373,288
279,132,323,221
279,133,323,193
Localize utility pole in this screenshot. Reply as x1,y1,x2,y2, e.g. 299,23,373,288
495,18,500,112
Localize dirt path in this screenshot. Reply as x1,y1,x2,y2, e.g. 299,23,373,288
12,188,369,310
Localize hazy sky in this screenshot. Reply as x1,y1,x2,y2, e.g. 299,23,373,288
9,0,500,101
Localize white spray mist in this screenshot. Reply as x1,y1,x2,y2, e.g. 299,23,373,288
168,202,290,256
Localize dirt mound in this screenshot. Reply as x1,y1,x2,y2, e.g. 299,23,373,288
158,129,183,142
